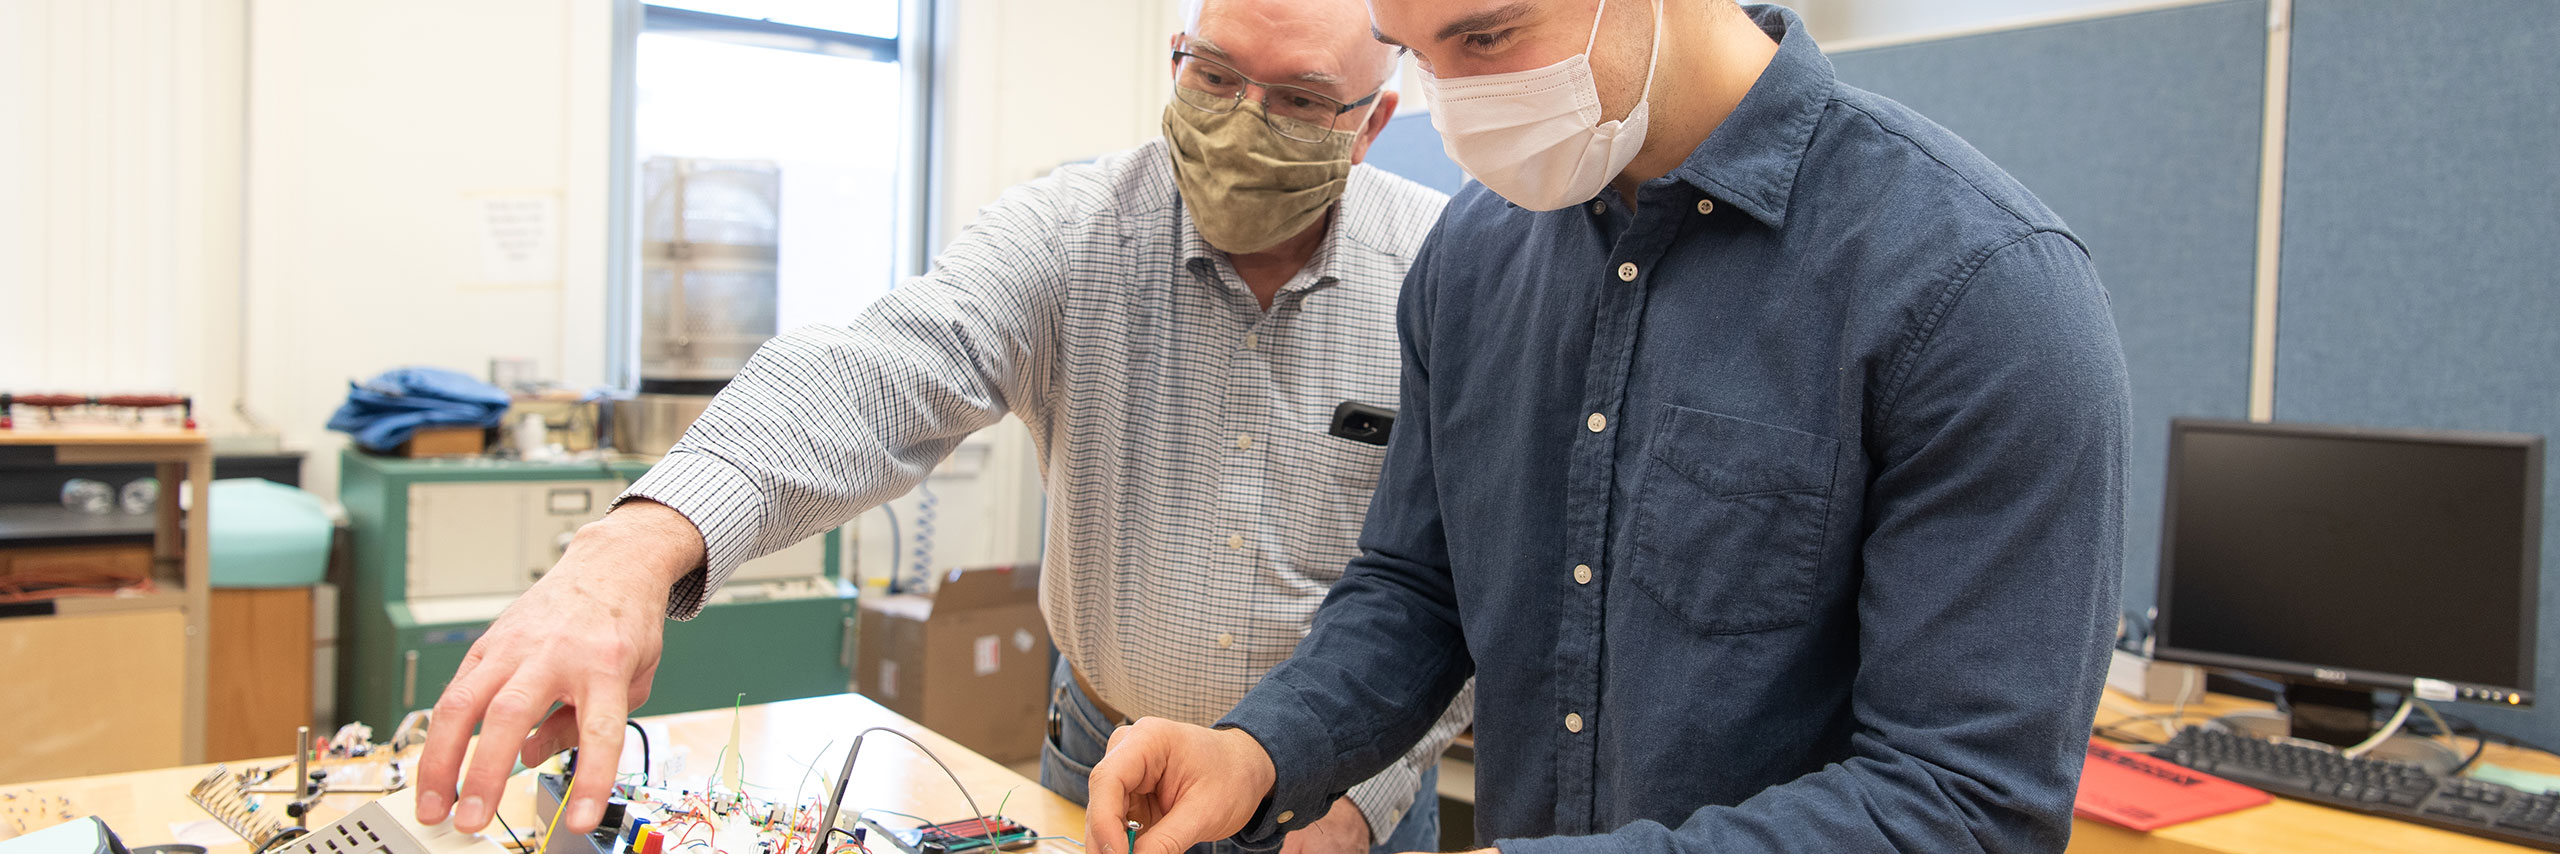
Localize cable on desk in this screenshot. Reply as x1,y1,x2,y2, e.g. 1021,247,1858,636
628,721,654,787
2343,695,2417,760
253,827,310,854
495,810,530,851
816,728,988,854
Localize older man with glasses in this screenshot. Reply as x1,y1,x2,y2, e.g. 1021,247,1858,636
410,1,1467,854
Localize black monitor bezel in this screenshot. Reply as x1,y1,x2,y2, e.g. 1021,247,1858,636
2151,417,2544,706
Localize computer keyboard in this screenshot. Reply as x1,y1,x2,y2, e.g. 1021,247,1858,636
2151,725,2560,851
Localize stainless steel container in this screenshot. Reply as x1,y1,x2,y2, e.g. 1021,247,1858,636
612,392,718,458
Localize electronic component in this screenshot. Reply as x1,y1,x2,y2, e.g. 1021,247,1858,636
2,816,129,854
274,789,506,854
532,774,626,854
858,817,1035,854
186,766,293,850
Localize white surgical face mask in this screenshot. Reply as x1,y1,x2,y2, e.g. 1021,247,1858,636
1418,0,1664,211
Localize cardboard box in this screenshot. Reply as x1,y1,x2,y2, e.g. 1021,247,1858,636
397,426,486,457
857,565,1052,763
2107,648,2206,703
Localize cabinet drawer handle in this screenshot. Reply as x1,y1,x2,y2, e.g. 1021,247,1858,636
839,617,856,669
403,650,420,708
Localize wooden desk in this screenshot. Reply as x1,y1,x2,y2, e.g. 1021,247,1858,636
2077,688,2560,853
0,694,1086,854
0,429,213,781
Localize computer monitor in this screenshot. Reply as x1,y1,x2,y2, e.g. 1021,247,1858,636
2153,418,2544,747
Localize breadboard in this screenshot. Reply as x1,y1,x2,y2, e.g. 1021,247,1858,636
188,764,292,848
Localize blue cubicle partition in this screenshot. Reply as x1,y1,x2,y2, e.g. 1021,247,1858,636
1363,111,1470,197
1831,1,2268,616
2271,0,2560,742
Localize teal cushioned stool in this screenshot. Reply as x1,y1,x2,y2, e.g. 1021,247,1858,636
209,478,332,588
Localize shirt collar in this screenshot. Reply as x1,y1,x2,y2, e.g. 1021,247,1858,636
1663,4,1833,230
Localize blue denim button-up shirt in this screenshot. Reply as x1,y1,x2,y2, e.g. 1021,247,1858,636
1218,6,2129,853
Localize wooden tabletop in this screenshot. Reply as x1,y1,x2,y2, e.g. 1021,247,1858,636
0,694,1086,854
2077,687,2557,853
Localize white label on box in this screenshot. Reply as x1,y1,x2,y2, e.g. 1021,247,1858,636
974,635,1001,676
878,660,899,698
1014,629,1037,653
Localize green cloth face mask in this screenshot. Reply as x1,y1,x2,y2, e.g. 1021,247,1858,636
1161,100,1355,255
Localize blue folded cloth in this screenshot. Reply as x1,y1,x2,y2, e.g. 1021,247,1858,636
326,366,510,452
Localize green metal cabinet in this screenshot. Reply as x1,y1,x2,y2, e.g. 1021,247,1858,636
338,450,855,730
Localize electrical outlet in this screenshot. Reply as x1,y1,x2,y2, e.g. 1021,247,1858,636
284,789,508,854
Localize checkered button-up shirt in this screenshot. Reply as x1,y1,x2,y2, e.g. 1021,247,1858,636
622,138,1472,837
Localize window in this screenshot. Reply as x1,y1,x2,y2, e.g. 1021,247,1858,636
609,1,930,389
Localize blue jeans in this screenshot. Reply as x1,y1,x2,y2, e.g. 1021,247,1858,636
1040,658,1441,854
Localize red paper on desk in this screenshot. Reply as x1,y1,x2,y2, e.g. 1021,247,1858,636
2076,738,2272,831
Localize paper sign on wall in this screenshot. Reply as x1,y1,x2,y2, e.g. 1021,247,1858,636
475,193,560,285
877,660,899,699
973,635,1001,676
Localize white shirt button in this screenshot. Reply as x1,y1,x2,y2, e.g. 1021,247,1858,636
1565,712,1585,733
1226,534,1245,549
1616,261,1638,282
1588,200,1606,215
1217,632,1234,649
1235,434,1253,450
1696,198,1715,215
1586,413,1607,432
1243,333,1258,349
1276,811,1295,825
1573,564,1593,585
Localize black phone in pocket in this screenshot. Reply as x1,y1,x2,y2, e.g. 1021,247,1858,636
1328,401,1396,446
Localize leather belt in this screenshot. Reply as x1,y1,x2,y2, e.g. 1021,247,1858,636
1071,664,1130,724
1050,663,1131,743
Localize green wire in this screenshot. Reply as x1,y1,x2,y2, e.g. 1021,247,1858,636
728,693,748,792
860,809,934,828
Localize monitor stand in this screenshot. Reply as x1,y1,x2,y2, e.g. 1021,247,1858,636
2288,683,2384,747
2209,683,2463,774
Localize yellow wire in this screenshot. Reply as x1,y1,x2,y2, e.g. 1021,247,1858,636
536,769,578,854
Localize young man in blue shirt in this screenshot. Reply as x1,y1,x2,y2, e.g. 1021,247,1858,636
1087,2,2130,852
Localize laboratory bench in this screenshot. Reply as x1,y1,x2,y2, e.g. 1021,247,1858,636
0,694,1087,854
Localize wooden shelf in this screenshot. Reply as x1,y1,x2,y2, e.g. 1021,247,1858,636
0,431,212,781
0,428,208,447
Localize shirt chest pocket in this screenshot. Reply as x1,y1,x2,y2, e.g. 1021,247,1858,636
1629,405,1840,635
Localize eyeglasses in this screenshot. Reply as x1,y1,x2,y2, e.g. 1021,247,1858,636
1171,49,1380,143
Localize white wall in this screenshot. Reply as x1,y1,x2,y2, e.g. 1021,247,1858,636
1,0,245,422
935,0,1181,239
241,0,613,497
